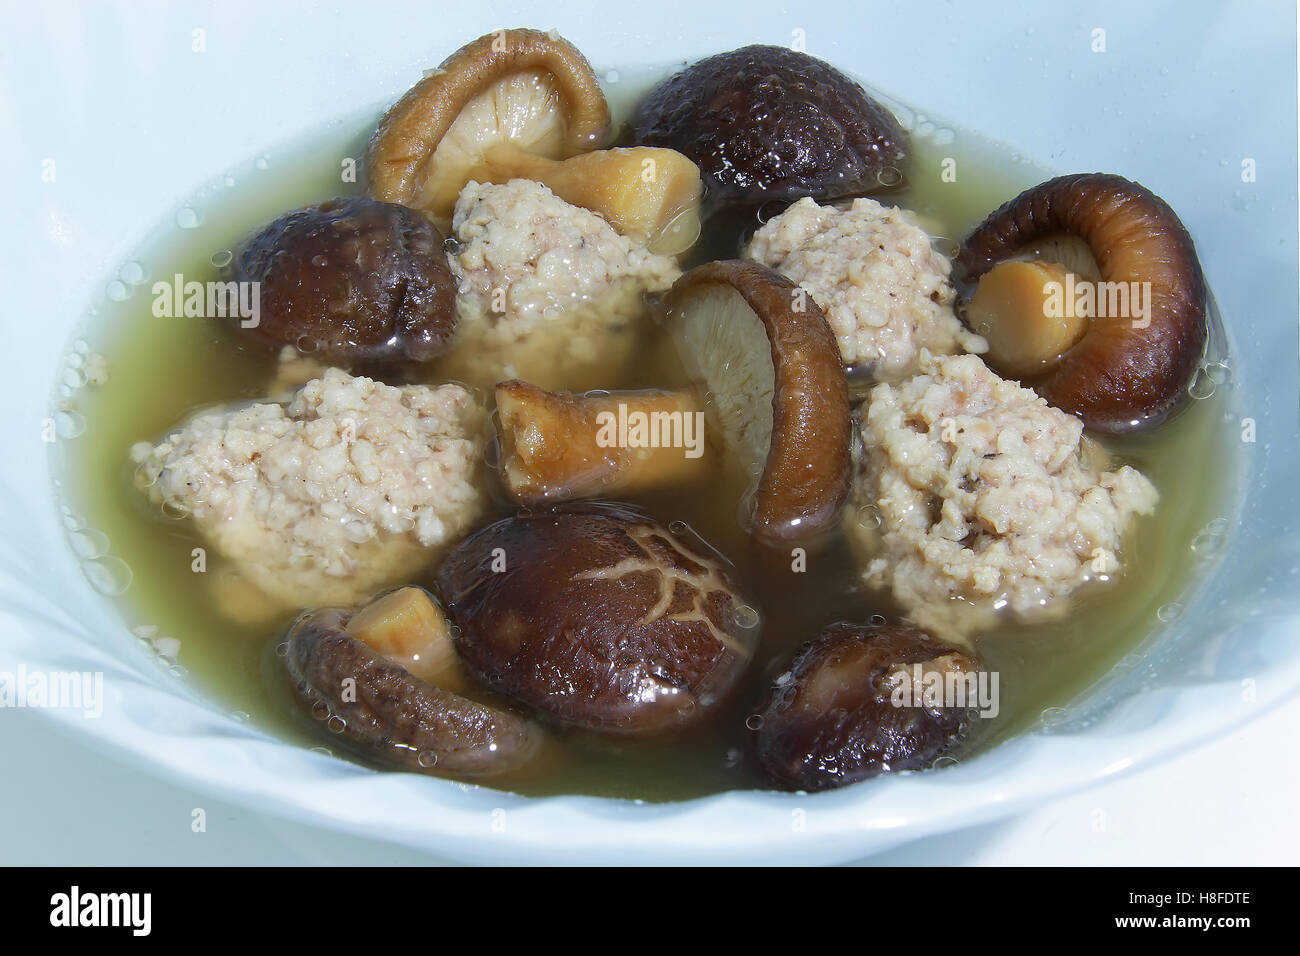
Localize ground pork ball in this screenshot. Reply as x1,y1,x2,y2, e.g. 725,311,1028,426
746,196,987,379
439,178,681,390
847,353,1158,642
131,368,487,616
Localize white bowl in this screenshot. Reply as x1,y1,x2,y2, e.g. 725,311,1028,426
3,0,1297,864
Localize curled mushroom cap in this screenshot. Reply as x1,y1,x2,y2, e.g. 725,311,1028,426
754,622,977,792
367,28,610,222
436,503,758,736
956,173,1208,433
664,260,851,549
229,197,458,364
283,595,542,778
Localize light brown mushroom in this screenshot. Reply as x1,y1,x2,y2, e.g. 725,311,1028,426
663,260,851,550
367,28,611,224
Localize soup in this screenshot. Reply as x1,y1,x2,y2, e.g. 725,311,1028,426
55,33,1237,799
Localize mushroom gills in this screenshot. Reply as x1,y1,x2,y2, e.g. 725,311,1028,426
367,29,611,224
671,283,776,483
415,70,571,220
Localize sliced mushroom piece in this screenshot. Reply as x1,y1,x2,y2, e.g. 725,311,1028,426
367,28,610,223
663,260,851,550
471,144,702,255
437,503,758,736
956,173,1208,433
494,380,712,506
284,595,542,778
754,622,977,792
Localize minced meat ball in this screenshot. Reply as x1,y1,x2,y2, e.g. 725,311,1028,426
131,368,487,614
439,178,681,389
746,196,987,379
848,353,1158,641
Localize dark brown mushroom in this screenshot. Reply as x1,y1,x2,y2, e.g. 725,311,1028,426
632,45,907,215
663,260,851,550
436,503,758,736
229,197,457,364
956,173,1208,433
754,622,977,792
283,593,542,778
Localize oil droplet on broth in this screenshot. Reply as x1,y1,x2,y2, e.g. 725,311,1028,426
82,556,132,595
54,410,87,439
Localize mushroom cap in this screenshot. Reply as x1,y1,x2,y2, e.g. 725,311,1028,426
755,622,976,791
632,45,907,213
367,28,610,221
284,608,541,777
230,197,457,364
436,503,758,736
956,173,1208,433
664,260,851,549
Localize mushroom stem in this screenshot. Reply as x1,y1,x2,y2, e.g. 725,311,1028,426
964,259,1090,377
494,381,712,506
344,586,468,693
474,144,702,255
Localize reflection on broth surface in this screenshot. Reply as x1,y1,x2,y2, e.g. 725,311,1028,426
57,58,1236,800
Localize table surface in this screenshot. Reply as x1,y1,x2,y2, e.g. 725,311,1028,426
2,694,1295,865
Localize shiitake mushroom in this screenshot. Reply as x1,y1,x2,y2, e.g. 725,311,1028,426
663,260,851,551
436,503,758,736
367,28,611,224
633,45,907,215
754,622,977,792
283,594,542,778
229,197,457,365
956,173,1208,433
